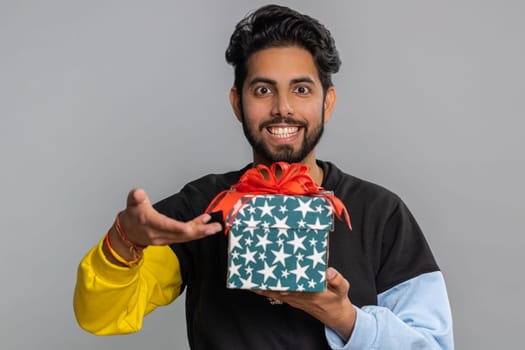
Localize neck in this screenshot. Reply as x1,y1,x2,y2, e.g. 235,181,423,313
252,152,323,185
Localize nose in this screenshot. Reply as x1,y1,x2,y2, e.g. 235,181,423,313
271,93,294,117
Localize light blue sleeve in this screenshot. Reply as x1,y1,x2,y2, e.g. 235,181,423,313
324,271,454,349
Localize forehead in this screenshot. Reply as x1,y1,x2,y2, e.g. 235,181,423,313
244,46,321,85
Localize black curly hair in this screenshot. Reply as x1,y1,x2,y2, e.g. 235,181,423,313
225,4,341,94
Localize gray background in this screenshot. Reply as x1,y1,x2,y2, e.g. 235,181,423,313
1,0,523,349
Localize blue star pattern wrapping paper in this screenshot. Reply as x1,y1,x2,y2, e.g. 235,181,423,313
226,194,334,292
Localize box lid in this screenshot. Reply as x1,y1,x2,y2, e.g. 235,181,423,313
226,194,334,232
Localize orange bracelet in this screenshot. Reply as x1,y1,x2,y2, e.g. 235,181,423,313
114,212,144,260
105,231,142,267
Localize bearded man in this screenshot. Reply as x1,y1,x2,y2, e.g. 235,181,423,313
74,5,453,349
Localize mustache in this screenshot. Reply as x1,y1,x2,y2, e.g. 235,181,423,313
259,117,307,130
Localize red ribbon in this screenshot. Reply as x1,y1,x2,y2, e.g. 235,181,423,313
206,162,352,234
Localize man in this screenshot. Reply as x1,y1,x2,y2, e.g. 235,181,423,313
74,4,453,349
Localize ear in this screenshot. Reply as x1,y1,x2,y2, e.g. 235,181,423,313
323,87,337,123
229,87,243,122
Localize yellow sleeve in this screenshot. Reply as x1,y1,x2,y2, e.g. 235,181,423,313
73,237,183,335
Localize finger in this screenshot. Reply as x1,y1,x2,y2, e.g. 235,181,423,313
185,213,223,236
160,213,222,235
148,212,222,242
253,290,285,303
254,290,302,301
196,213,213,224
326,267,350,296
192,213,223,234
127,188,151,207
253,290,277,297
253,289,280,297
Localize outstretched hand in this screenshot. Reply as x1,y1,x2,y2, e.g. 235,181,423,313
118,188,222,247
254,267,356,342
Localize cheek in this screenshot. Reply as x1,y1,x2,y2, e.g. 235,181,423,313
296,102,324,122
289,94,324,114
242,98,271,122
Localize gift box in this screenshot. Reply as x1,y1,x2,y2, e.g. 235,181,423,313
206,162,351,293
226,194,334,292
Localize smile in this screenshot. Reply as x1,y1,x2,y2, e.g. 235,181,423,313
267,126,300,138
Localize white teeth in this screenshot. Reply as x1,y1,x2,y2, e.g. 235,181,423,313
268,126,299,138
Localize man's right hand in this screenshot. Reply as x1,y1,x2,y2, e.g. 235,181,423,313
121,188,222,246
105,188,222,264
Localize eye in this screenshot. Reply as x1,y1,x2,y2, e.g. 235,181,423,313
294,85,311,95
254,86,272,96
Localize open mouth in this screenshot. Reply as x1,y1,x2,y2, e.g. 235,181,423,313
267,126,300,138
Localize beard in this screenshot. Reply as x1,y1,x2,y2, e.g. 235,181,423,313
241,112,325,164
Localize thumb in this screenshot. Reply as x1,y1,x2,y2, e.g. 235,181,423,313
127,188,151,207
326,267,350,296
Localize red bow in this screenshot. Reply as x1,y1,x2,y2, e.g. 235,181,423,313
206,162,352,234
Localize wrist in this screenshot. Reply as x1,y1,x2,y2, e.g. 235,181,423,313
109,226,138,259
102,228,140,267
115,211,147,250
329,301,356,343
102,214,144,267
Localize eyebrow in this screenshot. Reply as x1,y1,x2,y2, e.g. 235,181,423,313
246,76,316,87
290,77,315,85
247,77,276,87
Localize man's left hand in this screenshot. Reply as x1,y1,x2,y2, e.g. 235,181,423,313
254,267,356,342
